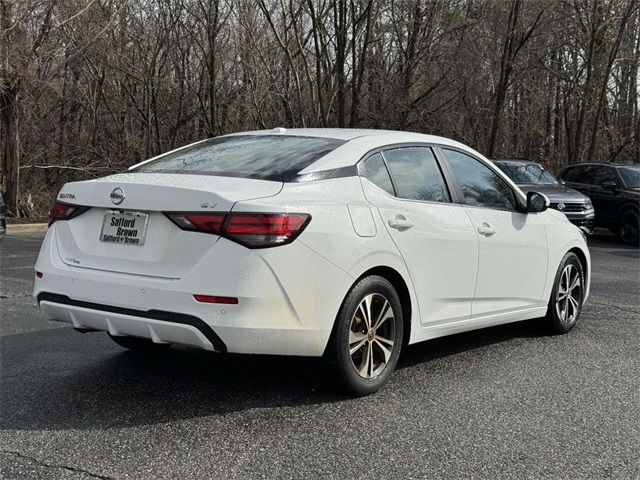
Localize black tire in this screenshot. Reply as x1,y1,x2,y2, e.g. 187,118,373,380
545,252,585,334
616,209,640,246
108,334,172,352
326,275,403,396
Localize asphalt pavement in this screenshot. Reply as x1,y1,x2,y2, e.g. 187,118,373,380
1,229,639,479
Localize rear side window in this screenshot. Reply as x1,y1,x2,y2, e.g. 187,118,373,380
569,165,595,184
362,153,395,195
132,135,345,181
382,147,450,202
443,149,516,211
593,167,616,186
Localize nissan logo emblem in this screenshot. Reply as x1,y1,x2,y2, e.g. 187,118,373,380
110,187,125,205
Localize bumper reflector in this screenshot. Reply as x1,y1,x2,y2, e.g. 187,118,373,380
193,294,238,305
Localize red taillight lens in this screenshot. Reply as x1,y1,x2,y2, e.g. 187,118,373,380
165,213,226,234
49,201,80,222
223,213,310,248
164,212,311,248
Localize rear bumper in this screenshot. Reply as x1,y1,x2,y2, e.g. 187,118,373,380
38,293,227,351
34,226,354,356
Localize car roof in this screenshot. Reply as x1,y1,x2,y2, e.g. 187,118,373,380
129,128,480,174
223,127,461,143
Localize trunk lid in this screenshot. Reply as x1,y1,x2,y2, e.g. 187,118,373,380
53,173,282,278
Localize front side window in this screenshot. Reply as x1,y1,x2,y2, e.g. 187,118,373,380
132,135,345,181
382,147,450,202
617,165,640,188
444,149,516,211
362,153,395,195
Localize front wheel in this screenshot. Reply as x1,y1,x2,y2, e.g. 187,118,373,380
326,275,403,396
617,210,639,246
545,252,585,334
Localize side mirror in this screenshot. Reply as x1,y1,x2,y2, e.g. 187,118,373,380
601,180,617,191
527,191,549,213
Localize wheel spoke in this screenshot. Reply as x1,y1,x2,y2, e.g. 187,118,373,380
374,339,393,363
375,334,394,348
373,300,393,330
563,265,572,290
558,296,568,321
358,344,371,377
349,331,367,355
568,272,580,291
568,295,579,317
361,295,373,329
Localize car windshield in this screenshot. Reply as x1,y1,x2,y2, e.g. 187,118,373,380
617,165,640,188
131,135,345,181
495,162,559,185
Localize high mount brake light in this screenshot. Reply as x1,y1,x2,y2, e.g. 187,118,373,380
164,212,311,248
48,201,88,224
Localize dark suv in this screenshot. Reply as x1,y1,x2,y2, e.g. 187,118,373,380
559,163,640,245
493,159,594,232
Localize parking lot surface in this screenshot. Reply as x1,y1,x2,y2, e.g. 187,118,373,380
1,230,639,479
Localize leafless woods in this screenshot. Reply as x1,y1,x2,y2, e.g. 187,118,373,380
1,0,639,216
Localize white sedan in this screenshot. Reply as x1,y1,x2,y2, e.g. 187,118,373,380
35,129,590,395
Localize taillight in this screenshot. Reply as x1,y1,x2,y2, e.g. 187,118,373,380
164,212,311,248
165,213,226,234
48,201,89,224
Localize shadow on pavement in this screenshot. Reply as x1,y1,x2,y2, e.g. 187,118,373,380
1,317,545,432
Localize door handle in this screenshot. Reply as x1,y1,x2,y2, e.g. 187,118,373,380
388,215,414,230
477,222,496,236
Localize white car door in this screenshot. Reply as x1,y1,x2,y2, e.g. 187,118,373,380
440,148,548,317
360,147,479,326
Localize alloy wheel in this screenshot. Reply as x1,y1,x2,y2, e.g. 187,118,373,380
555,264,582,325
349,293,396,379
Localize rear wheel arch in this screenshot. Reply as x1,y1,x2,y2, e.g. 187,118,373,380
349,266,412,347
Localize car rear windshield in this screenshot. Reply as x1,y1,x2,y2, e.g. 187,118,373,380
131,135,345,181
617,165,640,188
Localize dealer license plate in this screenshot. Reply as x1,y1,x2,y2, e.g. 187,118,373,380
99,210,149,246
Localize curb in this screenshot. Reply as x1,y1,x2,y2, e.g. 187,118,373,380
7,223,48,234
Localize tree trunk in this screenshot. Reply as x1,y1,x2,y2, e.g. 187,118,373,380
334,0,347,127
487,0,520,157
1,83,19,216
586,0,637,162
